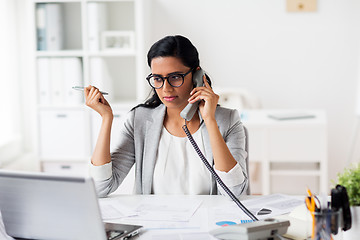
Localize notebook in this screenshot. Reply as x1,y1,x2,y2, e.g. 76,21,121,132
0,170,142,240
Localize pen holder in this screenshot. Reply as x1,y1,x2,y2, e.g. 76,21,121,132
310,209,342,240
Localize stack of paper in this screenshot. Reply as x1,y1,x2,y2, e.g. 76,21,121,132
99,196,203,230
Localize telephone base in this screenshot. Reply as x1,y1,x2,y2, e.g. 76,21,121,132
209,218,290,240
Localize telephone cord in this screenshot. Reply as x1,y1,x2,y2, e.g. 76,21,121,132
182,123,258,221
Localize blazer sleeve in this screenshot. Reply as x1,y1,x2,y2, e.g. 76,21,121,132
92,110,136,198
216,109,248,197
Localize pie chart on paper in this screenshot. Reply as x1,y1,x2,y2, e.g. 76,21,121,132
215,221,237,226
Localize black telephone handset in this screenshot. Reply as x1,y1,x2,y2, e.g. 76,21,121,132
180,69,205,121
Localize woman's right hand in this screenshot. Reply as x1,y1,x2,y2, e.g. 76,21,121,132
84,85,113,118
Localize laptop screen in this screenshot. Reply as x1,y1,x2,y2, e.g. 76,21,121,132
0,170,107,240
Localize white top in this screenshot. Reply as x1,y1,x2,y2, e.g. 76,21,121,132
151,125,244,195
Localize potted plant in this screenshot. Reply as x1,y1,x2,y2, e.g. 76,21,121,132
335,163,360,239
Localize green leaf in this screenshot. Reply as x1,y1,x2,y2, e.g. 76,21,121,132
336,163,360,206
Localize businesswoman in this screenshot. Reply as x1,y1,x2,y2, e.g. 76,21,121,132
85,35,248,197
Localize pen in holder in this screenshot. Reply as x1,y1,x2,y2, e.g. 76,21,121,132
306,186,349,240
310,209,342,240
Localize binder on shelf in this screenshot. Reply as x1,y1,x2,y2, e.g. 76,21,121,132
36,3,64,51
49,58,64,105
37,58,51,105
63,58,83,105
46,3,64,51
36,4,46,50
38,57,83,106
89,57,113,101
87,3,108,51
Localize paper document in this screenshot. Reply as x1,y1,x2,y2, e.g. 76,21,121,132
208,194,304,229
99,196,203,228
209,202,253,229
242,194,304,220
98,199,137,220
150,232,217,240
101,196,205,231
119,208,205,230
128,197,202,222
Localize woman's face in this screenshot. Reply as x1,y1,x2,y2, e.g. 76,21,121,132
150,56,193,111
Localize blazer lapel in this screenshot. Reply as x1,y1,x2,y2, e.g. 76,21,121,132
142,104,166,194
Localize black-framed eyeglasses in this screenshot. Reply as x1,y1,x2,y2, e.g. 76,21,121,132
146,68,193,89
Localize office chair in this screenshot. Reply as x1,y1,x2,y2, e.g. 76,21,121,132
244,126,251,195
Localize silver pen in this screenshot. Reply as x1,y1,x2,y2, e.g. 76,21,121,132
72,86,108,95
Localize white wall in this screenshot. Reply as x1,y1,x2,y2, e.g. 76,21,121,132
12,0,360,193
147,0,360,188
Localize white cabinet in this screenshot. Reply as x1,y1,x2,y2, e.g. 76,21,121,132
39,109,90,160
241,110,328,195
91,107,130,153
42,161,89,176
33,0,146,175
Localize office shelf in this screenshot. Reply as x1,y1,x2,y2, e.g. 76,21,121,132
33,0,146,175
36,50,84,57
37,105,85,110
88,51,137,57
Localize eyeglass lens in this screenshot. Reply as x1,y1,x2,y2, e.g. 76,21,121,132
150,74,184,88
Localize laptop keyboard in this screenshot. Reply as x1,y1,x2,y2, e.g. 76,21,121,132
106,230,125,240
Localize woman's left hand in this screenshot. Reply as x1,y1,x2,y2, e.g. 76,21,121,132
188,75,219,122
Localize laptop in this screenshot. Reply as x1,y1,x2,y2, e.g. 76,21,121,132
0,170,142,240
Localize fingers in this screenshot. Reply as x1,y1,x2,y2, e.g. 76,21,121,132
84,85,113,118
203,75,210,87
188,75,218,104
189,81,216,101
84,85,91,98
85,85,104,106
190,76,211,94
84,85,98,96
188,90,217,104
189,86,219,102
90,88,99,100
190,86,210,96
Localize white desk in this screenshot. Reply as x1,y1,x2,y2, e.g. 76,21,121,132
0,195,230,240
103,194,228,240
1,194,344,240
0,195,228,240
241,109,327,195
99,194,306,240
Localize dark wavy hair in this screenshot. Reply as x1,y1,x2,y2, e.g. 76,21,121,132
133,35,211,110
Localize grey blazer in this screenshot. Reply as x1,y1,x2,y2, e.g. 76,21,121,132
94,104,248,197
